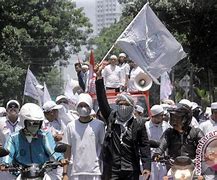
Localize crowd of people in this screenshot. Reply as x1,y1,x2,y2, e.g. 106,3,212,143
75,53,147,93
0,54,217,180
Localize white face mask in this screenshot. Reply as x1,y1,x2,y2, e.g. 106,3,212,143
117,105,134,122
77,107,91,117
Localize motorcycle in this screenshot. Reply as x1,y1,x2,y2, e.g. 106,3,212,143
161,156,203,180
0,143,67,180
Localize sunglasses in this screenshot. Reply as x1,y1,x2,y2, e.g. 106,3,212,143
8,104,19,109
26,120,41,126
58,100,68,104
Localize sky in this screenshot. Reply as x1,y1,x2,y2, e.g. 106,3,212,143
63,0,96,81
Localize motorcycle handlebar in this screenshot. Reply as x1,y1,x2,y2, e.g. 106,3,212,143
0,161,61,172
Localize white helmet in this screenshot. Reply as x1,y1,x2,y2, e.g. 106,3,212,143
19,103,44,127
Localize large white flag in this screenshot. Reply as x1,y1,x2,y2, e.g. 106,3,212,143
160,71,173,100
43,82,52,104
116,3,186,83
24,68,43,102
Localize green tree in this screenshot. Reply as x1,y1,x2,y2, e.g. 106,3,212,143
0,0,92,104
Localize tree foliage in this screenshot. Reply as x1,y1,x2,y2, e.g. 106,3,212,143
0,0,92,104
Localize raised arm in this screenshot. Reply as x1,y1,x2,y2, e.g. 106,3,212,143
95,64,112,123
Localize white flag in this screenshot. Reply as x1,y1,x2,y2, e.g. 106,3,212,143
116,3,186,83
24,68,43,102
43,82,52,104
160,71,173,100
64,77,79,105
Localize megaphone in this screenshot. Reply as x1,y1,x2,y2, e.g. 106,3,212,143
134,72,153,91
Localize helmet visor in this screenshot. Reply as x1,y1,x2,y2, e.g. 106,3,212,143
25,120,41,126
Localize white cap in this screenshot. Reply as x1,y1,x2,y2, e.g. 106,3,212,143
161,103,171,109
192,102,199,110
135,105,144,113
179,99,192,108
119,53,126,58
161,99,175,105
43,101,62,112
211,102,217,110
55,95,68,103
161,104,171,115
76,93,93,109
81,64,89,69
151,105,164,116
110,55,117,60
6,100,20,109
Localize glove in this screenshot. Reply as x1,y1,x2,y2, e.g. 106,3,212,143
152,153,161,162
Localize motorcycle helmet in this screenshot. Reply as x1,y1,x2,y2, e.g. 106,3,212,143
168,103,192,127
19,103,44,128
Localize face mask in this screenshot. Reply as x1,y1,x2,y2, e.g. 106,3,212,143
77,107,91,117
117,105,134,122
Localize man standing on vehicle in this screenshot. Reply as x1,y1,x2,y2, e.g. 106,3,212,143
95,64,151,180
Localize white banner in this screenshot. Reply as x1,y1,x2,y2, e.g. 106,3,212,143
116,3,186,83
24,68,43,103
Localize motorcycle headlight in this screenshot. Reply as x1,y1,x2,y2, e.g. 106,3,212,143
174,169,192,179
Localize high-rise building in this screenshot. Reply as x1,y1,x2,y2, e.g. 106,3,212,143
96,0,122,34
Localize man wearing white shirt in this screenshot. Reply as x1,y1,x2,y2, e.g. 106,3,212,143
102,55,121,92
145,105,170,180
63,93,105,180
0,100,22,180
43,101,66,141
127,61,145,92
118,53,130,91
0,100,22,145
199,102,217,135
42,100,67,180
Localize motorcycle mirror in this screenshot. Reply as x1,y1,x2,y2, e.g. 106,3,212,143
54,143,67,153
0,147,9,157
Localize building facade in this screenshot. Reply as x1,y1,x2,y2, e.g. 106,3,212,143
96,0,122,34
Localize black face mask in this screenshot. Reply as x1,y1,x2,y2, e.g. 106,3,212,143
116,105,134,122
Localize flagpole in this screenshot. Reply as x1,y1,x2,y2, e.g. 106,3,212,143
99,43,116,65
22,65,30,105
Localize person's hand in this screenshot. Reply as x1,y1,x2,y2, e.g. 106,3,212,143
62,174,69,180
163,176,169,180
94,63,105,78
54,133,63,142
0,165,8,171
60,159,69,166
152,153,161,162
142,169,151,180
